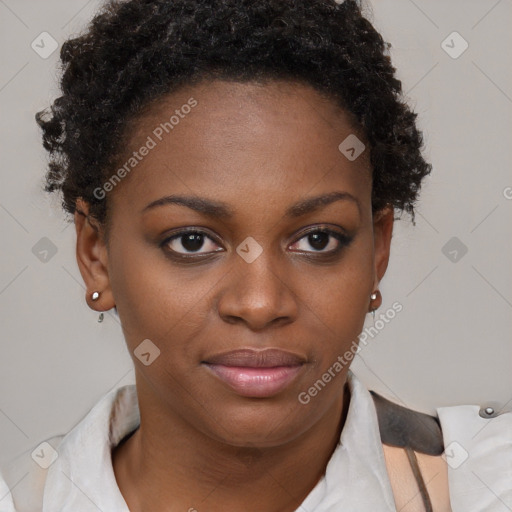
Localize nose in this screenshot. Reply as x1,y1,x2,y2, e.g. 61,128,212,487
217,250,299,331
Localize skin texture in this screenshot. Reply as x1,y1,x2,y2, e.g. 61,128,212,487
74,79,395,511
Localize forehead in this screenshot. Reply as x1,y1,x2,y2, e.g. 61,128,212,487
107,79,371,217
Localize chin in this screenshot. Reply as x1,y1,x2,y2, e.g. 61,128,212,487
200,400,316,448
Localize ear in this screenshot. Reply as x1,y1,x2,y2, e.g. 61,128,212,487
74,198,115,311
371,205,394,308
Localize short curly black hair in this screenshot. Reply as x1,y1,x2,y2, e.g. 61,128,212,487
36,0,431,235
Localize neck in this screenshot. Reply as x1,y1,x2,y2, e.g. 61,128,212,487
112,375,351,512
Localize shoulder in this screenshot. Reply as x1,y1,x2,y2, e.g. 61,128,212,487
0,435,65,512
371,390,512,511
436,403,512,510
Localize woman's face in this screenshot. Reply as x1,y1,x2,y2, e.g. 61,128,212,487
77,79,393,447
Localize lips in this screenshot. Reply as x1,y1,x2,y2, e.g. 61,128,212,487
203,348,306,367
202,348,306,398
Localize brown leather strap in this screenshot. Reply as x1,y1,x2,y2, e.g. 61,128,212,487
370,390,444,456
405,446,433,512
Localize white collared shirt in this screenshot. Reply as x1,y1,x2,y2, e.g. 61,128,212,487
1,370,511,511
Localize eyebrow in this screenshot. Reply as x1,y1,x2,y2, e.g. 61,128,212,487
141,191,361,219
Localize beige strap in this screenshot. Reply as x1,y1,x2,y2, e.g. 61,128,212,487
404,446,433,512
384,444,454,511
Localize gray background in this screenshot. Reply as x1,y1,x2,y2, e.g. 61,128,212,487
1,0,511,466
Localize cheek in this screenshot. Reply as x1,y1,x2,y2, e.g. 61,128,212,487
299,236,374,357
108,237,211,348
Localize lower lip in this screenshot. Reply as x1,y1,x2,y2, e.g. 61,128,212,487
203,364,303,397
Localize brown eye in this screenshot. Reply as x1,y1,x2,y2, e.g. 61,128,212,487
289,228,352,254
162,230,222,256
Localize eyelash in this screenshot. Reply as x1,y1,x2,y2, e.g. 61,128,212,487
160,226,353,260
